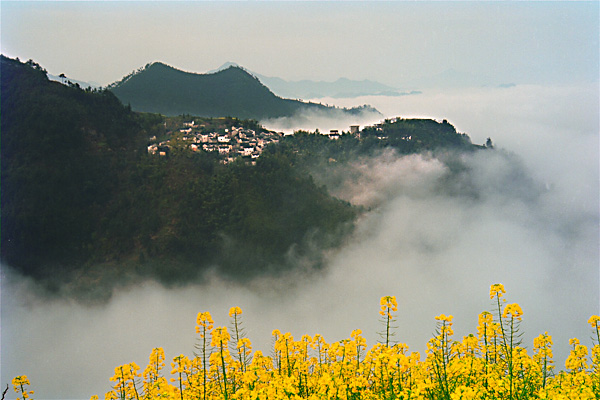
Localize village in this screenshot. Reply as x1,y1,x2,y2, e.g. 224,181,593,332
147,119,377,163
147,120,281,163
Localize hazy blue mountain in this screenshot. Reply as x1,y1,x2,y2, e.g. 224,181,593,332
259,76,405,99
109,62,380,120
210,62,411,99
48,73,100,89
207,61,245,74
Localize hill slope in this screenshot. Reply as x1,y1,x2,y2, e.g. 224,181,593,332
1,55,147,275
109,62,380,120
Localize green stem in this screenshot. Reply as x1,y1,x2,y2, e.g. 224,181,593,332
220,339,229,400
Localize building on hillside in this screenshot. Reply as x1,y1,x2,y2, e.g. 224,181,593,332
218,145,232,154
240,146,255,157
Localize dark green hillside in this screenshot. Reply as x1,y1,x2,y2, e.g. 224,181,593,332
109,62,380,120
0,56,357,295
266,118,479,171
360,118,475,153
1,55,147,276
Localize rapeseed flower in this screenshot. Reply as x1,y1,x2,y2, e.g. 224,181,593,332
379,295,398,318
196,311,214,334
489,283,506,300
435,314,454,323
12,376,34,400
502,303,523,320
589,315,600,328
229,306,242,317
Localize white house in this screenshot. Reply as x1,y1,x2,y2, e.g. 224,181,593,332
241,146,255,156
218,145,232,154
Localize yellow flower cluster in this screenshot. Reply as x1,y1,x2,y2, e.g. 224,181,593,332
379,295,398,318
502,303,523,321
489,283,506,300
13,287,600,400
435,314,453,323
197,311,215,328
12,375,34,400
229,307,243,317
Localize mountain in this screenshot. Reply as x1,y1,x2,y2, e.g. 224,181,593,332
48,73,100,89
109,62,380,120
1,55,147,277
259,76,408,99
210,62,410,99
207,61,243,74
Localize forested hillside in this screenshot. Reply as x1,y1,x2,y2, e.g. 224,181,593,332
1,55,147,277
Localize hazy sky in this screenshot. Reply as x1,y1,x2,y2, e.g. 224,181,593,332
1,1,598,87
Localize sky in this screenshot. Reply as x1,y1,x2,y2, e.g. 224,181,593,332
1,1,599,399
1,1,598,87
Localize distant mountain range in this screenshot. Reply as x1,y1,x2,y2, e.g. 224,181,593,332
49,63,515,108
209,62,419,99
48,73,100,89
108,62,381,121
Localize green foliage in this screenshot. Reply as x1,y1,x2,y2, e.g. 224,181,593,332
359,118,474,154
264,119,478,178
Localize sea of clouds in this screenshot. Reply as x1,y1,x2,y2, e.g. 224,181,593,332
1,83,598,399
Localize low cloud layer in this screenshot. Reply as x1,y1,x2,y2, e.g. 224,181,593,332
262,106,382,135
2,84,598,399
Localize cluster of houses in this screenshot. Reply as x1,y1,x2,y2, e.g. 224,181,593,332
147,121,283,163
147,120,408,162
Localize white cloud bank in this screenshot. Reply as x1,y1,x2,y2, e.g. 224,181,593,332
1,83,598,399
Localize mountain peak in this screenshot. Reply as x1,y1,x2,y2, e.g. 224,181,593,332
208,61,242,74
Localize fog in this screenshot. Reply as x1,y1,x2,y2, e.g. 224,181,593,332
262,106,383,135
2,84,598,399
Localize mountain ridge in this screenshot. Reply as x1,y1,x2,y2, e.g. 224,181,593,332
109,62,380,120
209,61,409,99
